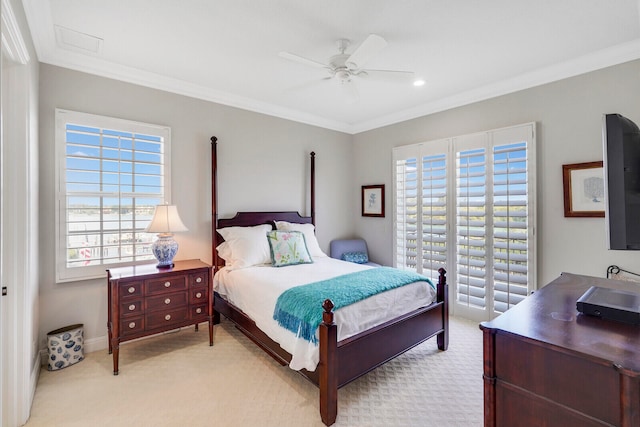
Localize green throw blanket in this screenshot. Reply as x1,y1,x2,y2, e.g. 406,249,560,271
273,267,434,344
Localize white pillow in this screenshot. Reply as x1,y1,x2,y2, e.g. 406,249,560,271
217,224,272,269
274,221,326,257
216,242,232,262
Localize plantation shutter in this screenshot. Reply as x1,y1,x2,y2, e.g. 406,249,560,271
421,153,448,279
394,141,449,283
56,109,171,282
491,127,533,314
394,145,420,272
455,134,489,312
393,123,535,322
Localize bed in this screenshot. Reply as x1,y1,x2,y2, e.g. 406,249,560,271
209,137,449,426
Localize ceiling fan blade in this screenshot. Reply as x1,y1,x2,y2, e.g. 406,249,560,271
345,34,387,70
360,69,415,82
278,51,329,69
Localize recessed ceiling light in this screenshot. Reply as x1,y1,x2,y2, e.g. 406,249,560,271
413,79,426,87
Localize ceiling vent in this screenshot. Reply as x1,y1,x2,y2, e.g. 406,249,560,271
54,25,103,56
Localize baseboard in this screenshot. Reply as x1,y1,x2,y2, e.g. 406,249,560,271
31,355,40,389
27,354,40,421
85,335,109,354
38,326,202,365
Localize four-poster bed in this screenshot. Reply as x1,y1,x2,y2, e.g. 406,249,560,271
209,136,449,425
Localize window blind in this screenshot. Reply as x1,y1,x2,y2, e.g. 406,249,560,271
456,147,488,310
393,123,535,321
421,154,447,280
395,155,419,271
492,142,529,313
56,109,171,282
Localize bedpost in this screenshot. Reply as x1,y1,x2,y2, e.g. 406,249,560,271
310,151,316,226
211,136,219,271
437,267,449,351
319,298,337,426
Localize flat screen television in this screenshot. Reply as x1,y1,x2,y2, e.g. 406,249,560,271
603,113,640,249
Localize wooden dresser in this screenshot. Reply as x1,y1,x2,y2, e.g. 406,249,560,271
480,272,640,426
107,259,213,375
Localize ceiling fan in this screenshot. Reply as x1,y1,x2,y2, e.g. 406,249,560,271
278,34,415,101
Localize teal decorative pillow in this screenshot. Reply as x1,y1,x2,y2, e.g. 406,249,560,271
342,251,369,264
267,230,313,267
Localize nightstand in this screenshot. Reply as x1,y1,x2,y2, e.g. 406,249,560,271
107,259,213,375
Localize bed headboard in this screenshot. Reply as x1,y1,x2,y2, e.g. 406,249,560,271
210,136,315,271
217,211,312,229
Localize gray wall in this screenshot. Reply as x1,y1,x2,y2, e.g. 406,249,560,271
39,58,640,352
352,59,640,287
38,64,353,351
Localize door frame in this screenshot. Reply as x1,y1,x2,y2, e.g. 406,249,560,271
1,0,36,424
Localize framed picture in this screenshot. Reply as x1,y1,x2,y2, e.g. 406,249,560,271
562,161,605,218
362,185,385,217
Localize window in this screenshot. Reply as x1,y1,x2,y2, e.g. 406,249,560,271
55,109,171,282
394,141,448,281
393,123,535,321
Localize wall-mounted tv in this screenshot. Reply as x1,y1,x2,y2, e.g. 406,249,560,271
603,113,640,249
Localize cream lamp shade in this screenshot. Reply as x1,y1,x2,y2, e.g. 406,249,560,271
146,204,188,234
145,204,188,268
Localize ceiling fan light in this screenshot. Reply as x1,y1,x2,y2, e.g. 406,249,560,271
336,69,351,82
413,79,426,87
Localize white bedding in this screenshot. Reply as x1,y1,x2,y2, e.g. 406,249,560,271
213,256,437,371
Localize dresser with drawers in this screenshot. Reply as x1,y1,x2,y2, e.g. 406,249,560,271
107,259,213,374
480,273,640,426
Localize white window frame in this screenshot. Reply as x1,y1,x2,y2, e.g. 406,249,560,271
55,109,171,282
393,123,536,321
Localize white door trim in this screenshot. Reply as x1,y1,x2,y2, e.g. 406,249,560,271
1,0,36,424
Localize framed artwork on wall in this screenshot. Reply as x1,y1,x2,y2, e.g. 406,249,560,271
362,184,385,217
562,161,605,218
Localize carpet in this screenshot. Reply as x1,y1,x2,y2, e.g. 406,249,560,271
25,316,483,427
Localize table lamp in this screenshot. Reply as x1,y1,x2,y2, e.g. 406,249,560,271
145,204,188,268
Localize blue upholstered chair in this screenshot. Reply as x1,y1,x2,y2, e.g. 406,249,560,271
329,238,380,267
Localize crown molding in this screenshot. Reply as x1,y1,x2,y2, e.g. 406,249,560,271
351,40,640,134
1,0,30,64
40,39,640,136
22,0,640,135
39,49,353,134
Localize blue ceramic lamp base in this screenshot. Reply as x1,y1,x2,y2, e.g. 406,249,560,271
151,233,179,269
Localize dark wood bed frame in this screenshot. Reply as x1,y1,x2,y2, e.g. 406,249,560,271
209,136,449,426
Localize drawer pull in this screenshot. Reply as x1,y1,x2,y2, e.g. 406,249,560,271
195,292,202,299
128,286,136,294
165,314,171,321
196,308,202,314
164,281,171,288
196,277,202,283
128,304,136,311
164,298,171,305
128,322,136,329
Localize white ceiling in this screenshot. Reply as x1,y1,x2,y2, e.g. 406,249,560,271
21,0,640,134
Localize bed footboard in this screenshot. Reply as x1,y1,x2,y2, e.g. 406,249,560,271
318,268,448,426
214,267,448,427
